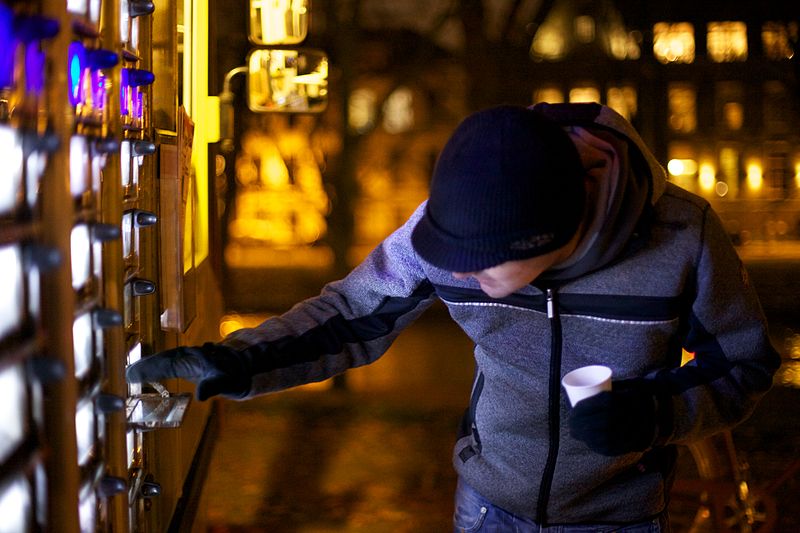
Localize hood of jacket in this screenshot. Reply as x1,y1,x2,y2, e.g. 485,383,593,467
530,102,667,281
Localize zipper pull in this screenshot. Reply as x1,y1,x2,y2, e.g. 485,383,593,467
546,288,554,318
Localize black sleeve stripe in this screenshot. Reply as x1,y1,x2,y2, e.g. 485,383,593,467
244,281,436,374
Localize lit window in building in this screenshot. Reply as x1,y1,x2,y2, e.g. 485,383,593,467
668,84,696,133
719,147,740,198
766,148,789,199
607,86,637,120
575,16,595,43
382,87,415,134
707,22,748,62
533,87,564,104
531,24,566,61
762,21,798,60
609,30,641,60
763,81,790,134
722,102,744,130
349,88,377,134
569,86,600,104
715,81,744,131
746,160,763,193
653,22,695,63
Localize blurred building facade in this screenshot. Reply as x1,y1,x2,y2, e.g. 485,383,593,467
220,1,800,313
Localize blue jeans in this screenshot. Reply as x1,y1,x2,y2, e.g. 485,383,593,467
453,478,670,533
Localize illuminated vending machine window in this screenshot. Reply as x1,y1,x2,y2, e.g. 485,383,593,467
120,68,154,132
0,126,23,217
122,209,157,272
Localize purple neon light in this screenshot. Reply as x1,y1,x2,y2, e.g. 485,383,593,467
26,42,45,94
0,5,13,88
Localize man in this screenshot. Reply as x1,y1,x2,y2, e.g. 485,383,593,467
127,103,779,531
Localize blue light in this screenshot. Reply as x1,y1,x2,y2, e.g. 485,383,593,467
68,42,86,106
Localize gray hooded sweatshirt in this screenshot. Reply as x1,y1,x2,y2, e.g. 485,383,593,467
222,103,779,526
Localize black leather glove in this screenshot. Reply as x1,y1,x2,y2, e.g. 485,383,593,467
568,379,669,456
125,343,252,400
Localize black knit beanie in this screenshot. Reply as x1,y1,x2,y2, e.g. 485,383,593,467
411,105,586,272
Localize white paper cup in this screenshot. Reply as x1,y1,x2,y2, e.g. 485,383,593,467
562,365,612,406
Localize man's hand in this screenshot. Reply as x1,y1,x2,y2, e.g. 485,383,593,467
125,343,251,400
568,379,666,456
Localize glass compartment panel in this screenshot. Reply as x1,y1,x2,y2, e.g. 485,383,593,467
0,244,23,339
0,364,26,463
0,126,23,214
70,135,90,198
75,399,95,465
0,475,32,533
73,312,93,379
71,224,91,290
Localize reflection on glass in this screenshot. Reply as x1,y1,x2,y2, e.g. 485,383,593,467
93,239,102,282
25,150,46,208
70,136,89,197
120,140,131,188
0,364,26,463
247,49,328,113
127,343,142,397
250,0,308,45
0,125,23,214
0,475,31,533
71,224,91,290
0,245,23,339
73,313,93,379
122,211,133,258
120,0,130,45
75,399,95,465
78,484,96,533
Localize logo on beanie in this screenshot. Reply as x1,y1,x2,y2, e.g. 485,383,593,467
509,232,555,251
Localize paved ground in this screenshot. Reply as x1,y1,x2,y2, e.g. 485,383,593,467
203,259,800,532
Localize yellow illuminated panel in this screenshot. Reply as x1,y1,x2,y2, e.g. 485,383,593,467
653,22,695,63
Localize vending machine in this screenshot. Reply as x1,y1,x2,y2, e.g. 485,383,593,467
0,0,224,531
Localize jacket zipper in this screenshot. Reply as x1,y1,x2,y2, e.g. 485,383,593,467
536,287,562,525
